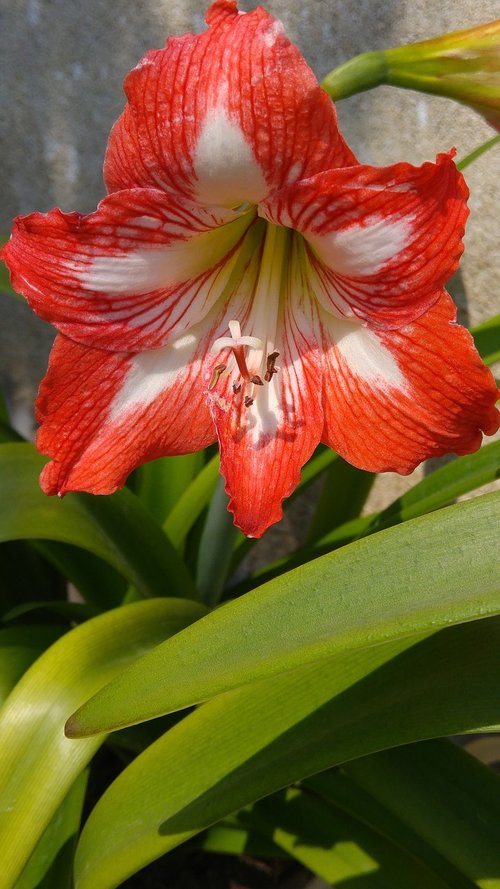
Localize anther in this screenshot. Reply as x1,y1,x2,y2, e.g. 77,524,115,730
250,375,264,386
208,364,227,390
233,382,242,394
244,395,254,407
264,351,280,383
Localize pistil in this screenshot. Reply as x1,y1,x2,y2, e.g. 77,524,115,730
210,223,292,406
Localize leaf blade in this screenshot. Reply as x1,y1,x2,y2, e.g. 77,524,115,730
73,616,500,889
0,442,196,599
0,598,206,887
69,493,500,734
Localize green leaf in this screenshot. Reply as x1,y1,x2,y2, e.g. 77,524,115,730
307,458,374,544
335,739,500,887
196,819,287,859
0,442,196,599
0,598,206,887
0,541,63,616
75,487,196,599
472,314,500,366
68,493,499,734
371,441,500,528
15,770,89,889
234,439,500,593
457,135,500,172
32,541,126,610
73,616,500,889
244,786,456,888
132,453,204,524
304,749,483,888
0,625,63,706
196,477,241,606
163,454,219,550
3,601,99,624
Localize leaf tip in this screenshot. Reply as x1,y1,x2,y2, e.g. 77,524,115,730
64,713,82,738
64,708,98,739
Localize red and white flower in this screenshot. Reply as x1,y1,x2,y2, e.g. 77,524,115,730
2,1,499,537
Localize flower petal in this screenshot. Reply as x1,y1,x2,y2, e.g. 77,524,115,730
318,292,499,474
262,153,468,328
37,329,217,496
207,300,323,538
104,1,356,205
2,188,256,352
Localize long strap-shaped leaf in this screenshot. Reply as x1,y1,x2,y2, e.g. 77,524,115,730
0,443,196,599
0,625,63,706
241,786,461,888
15,770,89,889
73,616,500,889
319,740,500,886
253,740,500,887
68,493,499,734
133,453,204,525
163,454,220,550
301,768,467,886
232,439,500,592
0,598,206,888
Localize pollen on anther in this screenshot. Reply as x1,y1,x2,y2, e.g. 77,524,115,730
209,363,227,390
264,351,280,383
244,395,254,407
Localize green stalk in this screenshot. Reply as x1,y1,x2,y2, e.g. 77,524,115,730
321,51,387,100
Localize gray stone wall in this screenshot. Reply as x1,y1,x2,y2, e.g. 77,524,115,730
1,0,498,465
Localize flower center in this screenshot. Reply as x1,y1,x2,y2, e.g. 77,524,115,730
210,223,291,407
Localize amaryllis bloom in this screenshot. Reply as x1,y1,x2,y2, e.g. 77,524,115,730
2,2,499,537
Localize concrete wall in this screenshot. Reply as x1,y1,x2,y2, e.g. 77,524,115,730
1,0,498,510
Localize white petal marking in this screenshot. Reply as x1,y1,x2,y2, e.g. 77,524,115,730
108,332,199,421
331,317,406,390
262,19,284,48
307,216,411,277
193,106,268,207
246,373,282,442
78,213,250,295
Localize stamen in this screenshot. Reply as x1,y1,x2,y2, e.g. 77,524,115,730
208,364,227,390
264,351,280,382
210,320,270,399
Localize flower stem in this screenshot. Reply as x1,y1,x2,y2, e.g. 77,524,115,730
321,51,387,100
